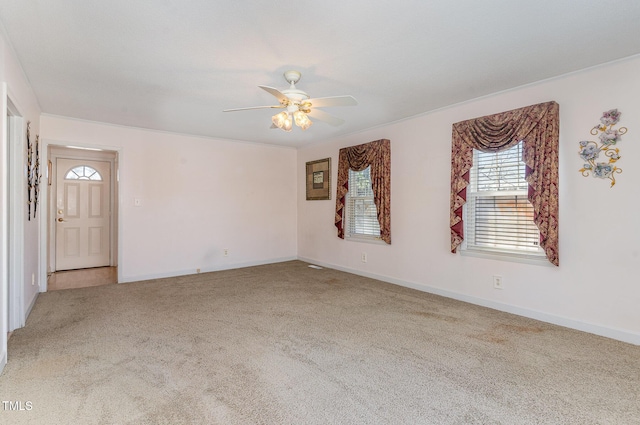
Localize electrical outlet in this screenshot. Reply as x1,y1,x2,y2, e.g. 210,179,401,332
493,275,503,289
196,268,201,273
361,252,367,263
224,248,229,257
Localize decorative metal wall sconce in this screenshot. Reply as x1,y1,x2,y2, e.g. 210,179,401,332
27,121,33,220
579,109,627,187
25,121,41,220
34,135,41,218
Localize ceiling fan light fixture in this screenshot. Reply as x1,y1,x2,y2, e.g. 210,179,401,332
272,111,289,129
226,70,357,132
294,110,313,130
298,118,312,131
282,114,293,132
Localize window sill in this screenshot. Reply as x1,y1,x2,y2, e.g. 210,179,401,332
460,247,552,267
346,235,387,246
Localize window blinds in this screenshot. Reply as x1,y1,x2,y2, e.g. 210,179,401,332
347,167,381,238
466,142,542,253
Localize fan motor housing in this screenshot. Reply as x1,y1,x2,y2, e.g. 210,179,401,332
282,88,309,103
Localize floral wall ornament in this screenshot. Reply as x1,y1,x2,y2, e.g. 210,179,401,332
579,109,627,187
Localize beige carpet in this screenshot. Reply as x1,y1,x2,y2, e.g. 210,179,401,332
1,261,639,424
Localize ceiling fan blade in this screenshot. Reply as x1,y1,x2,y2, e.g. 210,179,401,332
307,109,345,127
305,95,358,108
223,105,284,112
259,85,289,104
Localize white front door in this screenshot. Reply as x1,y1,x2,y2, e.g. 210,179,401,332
55,158,111,271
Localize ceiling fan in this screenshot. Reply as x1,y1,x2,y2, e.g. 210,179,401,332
223,70,358,132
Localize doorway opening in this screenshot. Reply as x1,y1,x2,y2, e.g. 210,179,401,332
47,267,117,291
47,146,119,291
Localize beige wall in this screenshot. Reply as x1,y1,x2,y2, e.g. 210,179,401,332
297,56,640,344
1,28,43,370
41,116,298,282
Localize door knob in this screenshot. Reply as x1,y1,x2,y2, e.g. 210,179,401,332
57,218,65,222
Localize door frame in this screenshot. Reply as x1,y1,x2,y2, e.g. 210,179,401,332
43,143,121,289
53,157,112,271
2,85,28,372
6,97,25,331
1,83,8,372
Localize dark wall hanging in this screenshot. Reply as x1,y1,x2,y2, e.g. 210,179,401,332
25,121,41,220
306,158,331,200
26,121,33,221
34,135,41,218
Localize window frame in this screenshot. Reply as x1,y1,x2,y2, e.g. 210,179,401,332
461,142,548,264
345,167,383,243
64,165,103,181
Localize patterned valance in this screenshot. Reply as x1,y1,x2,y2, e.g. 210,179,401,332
450,101,559,266
335,139,391,244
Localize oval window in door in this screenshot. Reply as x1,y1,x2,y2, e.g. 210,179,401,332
64,165,103,181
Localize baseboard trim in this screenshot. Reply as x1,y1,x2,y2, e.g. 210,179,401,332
298,257,640,346
25,292,38,323
119,256,298,283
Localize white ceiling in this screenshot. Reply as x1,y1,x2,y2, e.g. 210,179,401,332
2,1,640,148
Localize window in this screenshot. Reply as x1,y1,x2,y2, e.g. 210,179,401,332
450,102,559,265
464,142,544,258
346,167,381,240
335,139,391,244
65,165,102,181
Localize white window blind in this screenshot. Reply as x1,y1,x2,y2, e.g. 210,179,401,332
466,142,543,255
347,167,381,239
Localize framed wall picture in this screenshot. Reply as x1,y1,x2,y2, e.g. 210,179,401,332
306,158,331,200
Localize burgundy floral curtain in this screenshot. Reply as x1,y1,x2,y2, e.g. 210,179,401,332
450,101,559,266
335,139,391,244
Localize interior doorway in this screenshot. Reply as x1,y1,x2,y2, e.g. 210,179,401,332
55,158,111,270
48,146,118,289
